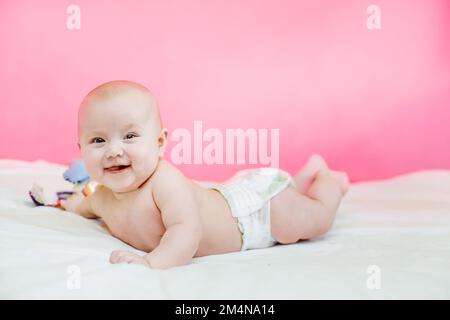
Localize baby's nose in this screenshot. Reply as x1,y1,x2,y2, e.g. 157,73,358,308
105,143,124,158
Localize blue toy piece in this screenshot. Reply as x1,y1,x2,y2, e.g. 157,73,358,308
63,159,90,184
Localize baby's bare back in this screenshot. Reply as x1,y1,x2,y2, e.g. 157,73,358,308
91,160,242,256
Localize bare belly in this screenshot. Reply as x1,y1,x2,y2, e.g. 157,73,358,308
96,178,242,256
194,185,243,256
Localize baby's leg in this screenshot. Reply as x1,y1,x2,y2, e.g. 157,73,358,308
271,169,343,243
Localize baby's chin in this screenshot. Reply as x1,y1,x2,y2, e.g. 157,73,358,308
100,172,149,193
102,180,138,193
106,184,137,193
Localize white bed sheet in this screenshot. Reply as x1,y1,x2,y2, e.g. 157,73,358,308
0,159,449,299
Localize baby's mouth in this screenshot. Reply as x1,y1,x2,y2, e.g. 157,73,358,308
104,165,131,173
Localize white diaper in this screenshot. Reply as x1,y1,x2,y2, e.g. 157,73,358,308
212,168,296,251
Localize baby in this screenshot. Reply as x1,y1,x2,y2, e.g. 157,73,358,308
61,80,349,269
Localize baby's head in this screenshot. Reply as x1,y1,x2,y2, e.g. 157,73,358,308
78,80,167,193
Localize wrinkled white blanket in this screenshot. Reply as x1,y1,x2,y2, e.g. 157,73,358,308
0,160,449,299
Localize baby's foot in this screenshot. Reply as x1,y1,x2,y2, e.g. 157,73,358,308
294,154,329,194
330,171,350,195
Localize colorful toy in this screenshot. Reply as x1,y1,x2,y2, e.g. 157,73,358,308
29,159,99,209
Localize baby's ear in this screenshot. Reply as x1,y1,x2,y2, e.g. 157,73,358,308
158,128,168,157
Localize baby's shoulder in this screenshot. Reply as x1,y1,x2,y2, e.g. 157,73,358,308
152,159,187,185
151,160,195,203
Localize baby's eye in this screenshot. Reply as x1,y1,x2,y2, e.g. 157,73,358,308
125,133,137,139
91,137,105,144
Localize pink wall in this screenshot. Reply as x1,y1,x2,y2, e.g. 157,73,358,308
0,0,449,182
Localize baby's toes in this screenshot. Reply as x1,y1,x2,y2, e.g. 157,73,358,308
331,171,350,194
304,154,328,175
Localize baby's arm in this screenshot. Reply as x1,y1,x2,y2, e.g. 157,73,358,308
60,191,98,219
145,166,201,269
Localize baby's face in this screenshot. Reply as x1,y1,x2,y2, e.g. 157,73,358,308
78,90,166,193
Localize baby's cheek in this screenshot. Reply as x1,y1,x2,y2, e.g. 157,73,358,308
82,153,103,180
135,153,158,176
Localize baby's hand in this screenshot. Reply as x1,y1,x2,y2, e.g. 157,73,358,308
109,250,150,267
60,192,84,212
59,192,97,218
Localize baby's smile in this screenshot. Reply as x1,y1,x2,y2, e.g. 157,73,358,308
104,164,132,174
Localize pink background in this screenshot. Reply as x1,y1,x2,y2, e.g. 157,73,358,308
0,0,449,182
